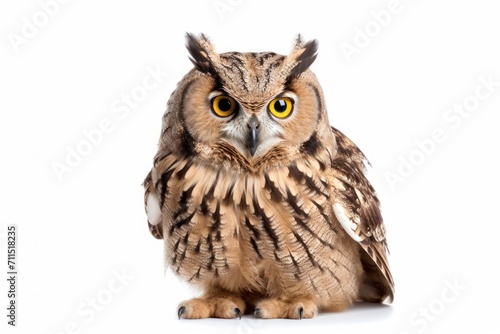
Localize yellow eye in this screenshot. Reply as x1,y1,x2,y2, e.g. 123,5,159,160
211,95,238,117
268,97,294,119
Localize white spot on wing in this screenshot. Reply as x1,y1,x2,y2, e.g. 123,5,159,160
146,192,162,226
333,202,361,242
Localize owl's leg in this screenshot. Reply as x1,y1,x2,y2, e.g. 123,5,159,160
254,296,318,319
177,288,245,319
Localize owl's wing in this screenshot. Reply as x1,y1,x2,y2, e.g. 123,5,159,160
143,171,163,239
329,127,394,303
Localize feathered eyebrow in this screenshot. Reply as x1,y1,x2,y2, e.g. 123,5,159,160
283,82,297,93
208,79,224,92
207,89,236,100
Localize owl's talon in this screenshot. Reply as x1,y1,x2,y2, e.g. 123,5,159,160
255,298,318,319
178,306,186,319
177,296,245,319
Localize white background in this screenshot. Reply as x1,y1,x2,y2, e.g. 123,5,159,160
1,0,499,333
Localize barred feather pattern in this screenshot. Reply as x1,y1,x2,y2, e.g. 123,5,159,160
144,129,393,306
148,138,366,306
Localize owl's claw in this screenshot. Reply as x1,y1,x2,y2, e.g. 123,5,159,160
178,306,186,319
176,297,245,319
235,308,242,319
254,298,317,319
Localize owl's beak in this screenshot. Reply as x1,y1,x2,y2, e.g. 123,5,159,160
248,115,260,157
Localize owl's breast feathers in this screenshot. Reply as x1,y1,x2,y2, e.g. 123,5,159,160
143,127,394,302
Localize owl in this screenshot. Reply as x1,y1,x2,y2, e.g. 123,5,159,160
143,33,394,319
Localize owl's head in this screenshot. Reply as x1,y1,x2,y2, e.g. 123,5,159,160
161,33,332,169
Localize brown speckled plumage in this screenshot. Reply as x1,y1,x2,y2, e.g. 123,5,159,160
143,33,394,319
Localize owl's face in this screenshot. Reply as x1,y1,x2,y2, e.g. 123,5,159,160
163,34,329,166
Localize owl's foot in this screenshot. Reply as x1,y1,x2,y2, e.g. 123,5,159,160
177,295,245,319
254,297,318,319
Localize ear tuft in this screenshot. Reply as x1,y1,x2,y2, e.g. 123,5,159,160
286,35,318,80
185,33,218,74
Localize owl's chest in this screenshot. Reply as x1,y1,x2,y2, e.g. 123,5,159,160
161,158,338,285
